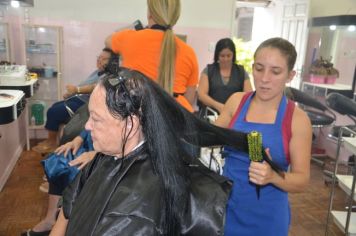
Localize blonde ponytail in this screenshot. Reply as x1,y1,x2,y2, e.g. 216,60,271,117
147,0,181,94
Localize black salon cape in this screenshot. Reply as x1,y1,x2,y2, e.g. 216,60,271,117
62,144,232,235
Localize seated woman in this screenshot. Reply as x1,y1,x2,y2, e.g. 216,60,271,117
22,130,96,236
32,48,117,154
50,69,235,235
198,38,252,115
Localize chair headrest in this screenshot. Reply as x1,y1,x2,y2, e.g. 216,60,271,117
326,92,356,117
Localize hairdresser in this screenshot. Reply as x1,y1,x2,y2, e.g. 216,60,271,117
105,0,199,112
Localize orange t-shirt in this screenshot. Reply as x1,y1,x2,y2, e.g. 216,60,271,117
111,29,199,111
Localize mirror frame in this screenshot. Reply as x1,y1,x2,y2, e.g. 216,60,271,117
309,15,356,27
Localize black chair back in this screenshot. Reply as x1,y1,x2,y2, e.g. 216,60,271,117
285,87,335,126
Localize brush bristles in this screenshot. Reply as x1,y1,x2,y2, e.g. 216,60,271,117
247,131,263,162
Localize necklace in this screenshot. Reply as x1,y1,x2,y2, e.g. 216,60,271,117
221,75,230,85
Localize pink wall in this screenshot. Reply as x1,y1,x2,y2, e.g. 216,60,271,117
6,15,26,65
335,35,356,86
6,15,229,92
303,31,320,81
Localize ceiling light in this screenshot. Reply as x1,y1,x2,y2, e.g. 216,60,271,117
348,25,356,32
10,0,19,8
329,25,336,31
236,0,272,8
0,0,34,7
38,27,46,33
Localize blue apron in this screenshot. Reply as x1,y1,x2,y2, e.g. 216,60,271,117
223,93,291,236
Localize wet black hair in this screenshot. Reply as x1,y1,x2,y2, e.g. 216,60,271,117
100,47,120,76
99,68,283,234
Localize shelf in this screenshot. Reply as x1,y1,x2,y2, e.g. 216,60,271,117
24,24,62,141
36,77,58,81
331,211,356,235
303,82,352,90
28,124,45,130
30,99,57,103
336,174,356,201
325,127,356,235
26,50,56,54
343,137,356,154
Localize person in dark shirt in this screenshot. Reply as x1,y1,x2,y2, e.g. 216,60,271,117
198,38,252,114
32,48,116,154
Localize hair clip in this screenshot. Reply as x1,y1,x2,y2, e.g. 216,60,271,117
108,74,126,86
107,73,136,108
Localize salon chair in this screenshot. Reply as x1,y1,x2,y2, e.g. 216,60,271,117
285,87,336,165
321,93,356,184
328,66,356,138
63,93,90,118
59,54,121,145
327,92,356,138
59,103,89,145
285,87,336,127
55,93,91,145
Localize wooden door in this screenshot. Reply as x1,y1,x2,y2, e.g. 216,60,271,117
280,0,309,89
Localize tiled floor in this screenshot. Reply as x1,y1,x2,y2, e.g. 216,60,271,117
0,145,351,236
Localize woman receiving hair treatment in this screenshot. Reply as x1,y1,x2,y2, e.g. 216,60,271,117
49,69,233,235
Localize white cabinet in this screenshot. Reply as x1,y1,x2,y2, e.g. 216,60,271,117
331,211,356,235
0,107,27,191
326,127,356,235
302,82,353,99
23,24,62,129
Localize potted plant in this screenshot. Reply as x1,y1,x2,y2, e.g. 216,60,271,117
309,57,339,84
233,37,253,75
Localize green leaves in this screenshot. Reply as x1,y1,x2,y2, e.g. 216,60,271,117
232,37,253,75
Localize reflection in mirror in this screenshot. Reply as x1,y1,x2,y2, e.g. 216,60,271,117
0,23,10,63
304,16,356,87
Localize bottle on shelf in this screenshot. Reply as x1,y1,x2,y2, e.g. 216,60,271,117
31,102,45,125
30,115,36,126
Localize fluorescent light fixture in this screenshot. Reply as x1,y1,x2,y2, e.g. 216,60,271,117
10,0,19,8
329,25,336,31
0,0,34,7
348,25,356,32
38,27,46,33
236,0,272,8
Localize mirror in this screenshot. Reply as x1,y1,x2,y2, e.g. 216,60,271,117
304,15,356,87
0,23,10,62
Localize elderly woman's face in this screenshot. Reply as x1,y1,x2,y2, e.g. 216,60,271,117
85,85,127,156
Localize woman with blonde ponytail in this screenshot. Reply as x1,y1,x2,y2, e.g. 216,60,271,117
105,0,198,112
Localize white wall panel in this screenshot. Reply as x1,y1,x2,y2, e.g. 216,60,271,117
29,0,234,29
309,0,356,17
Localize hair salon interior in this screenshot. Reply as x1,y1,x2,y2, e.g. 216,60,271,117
0,0,355,235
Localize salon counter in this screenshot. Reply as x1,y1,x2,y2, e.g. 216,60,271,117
302,82,353,98
0,90,27,192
